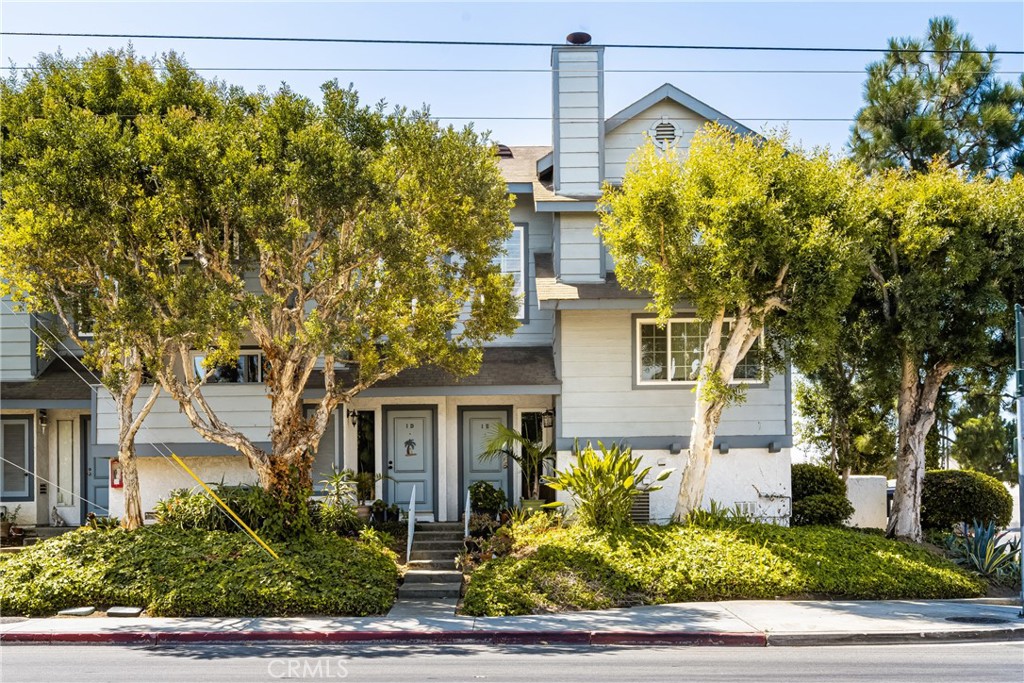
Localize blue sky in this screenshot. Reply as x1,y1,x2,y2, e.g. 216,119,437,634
2,1,1023,151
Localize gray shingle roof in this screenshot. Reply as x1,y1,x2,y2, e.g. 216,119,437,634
311,346,558,390
1,356,94,402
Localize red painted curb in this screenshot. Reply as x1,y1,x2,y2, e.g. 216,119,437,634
1,629,763,646
589,631,766,647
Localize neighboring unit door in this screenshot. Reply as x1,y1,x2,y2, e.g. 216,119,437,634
385,408,434,515
461,409,512,514
82,416,109,519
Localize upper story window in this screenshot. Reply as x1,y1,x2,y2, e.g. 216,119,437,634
494,225,526,319
193,351,265,384
637,318,763,385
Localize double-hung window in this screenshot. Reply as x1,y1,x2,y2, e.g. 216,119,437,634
494,225,526,319
637,318,763,385
193,351,265,384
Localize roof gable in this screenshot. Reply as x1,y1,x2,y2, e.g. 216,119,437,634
605,83,754,137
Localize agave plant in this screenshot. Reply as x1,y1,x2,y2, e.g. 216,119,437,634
944,520,1021,583
543,440,672,530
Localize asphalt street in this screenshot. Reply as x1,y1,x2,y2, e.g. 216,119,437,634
1,641,1022,683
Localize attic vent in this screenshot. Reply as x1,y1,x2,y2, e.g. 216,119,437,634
495,144,514,159
654,121,677,146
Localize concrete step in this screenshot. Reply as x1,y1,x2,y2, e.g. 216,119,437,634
403,570,463,584
414,530,466,541
407,558,457,570
397,583,462,599
416,522,463,532
413,540,464,551
410,548,459,562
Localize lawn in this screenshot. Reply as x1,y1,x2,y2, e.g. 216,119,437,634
460,519,986,616
0,526,400,617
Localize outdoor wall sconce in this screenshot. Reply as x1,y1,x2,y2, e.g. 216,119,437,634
37,409,48,430
669,441,683,455
542,409,555,428
346,409,359,427
768,441,781,454
718,441,730,454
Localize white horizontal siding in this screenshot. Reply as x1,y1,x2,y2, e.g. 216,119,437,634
0,299,33,381
604,100,708,184
557,213,603,283
95,384,272,446
559,310,787,439
554,48,601,198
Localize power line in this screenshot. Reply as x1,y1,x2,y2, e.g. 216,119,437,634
1,65,1021,75
0,301,276,557
4,31,1023,55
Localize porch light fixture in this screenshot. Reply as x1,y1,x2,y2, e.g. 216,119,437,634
38,409,48,430
346,409,359,427
542,409,555,428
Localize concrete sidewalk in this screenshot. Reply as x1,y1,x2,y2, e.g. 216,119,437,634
1,599,1021,647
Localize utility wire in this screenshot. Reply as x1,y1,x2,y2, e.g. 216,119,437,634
4,31,1023,55
0,301,276,557
2,65,1021,75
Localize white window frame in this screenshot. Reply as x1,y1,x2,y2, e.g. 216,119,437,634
495,224,526,320
190,350,265,384
635,317,764,386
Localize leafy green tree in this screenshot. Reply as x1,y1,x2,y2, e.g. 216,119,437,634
864,164,1024,541
146,82,519,502
851,16,1024,176
948,370,1017,482
598,126,869,518
0,50,237,529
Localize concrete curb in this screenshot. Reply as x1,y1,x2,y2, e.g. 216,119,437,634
766,627,1024,647
0,630,767,646
6,627,1024,646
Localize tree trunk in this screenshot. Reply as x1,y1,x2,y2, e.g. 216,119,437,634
119,442,143,530
674,397,726,517
887,353,952,542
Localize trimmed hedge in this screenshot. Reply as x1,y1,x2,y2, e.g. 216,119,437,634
0,526,399,617
460,522,984,616
791,464,854,527
921,469,1013,531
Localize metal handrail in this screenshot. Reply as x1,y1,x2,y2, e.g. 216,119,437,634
464,489,471,538
406,484,416,565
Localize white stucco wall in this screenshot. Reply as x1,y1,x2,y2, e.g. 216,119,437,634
555,447,792,524
107,455,258,521
845,475,888,530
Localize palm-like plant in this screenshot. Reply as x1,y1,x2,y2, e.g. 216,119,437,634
479,424,556,501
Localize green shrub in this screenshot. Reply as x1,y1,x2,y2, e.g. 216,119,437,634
0,526,399,617
792,494,855,527
543,441,672,531
461,522,984,616
153,480,313,542
469,481,507,514
790,464,853,527
312,500,364,535
921,469,1013,531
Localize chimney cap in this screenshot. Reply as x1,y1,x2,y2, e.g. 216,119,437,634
566,32,592,46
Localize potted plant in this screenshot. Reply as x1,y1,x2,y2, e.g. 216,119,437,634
0,505,21,539
370,498,388,524
480,424,556,511
469,480,508,517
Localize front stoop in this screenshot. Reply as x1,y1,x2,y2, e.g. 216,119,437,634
395,524,465,604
